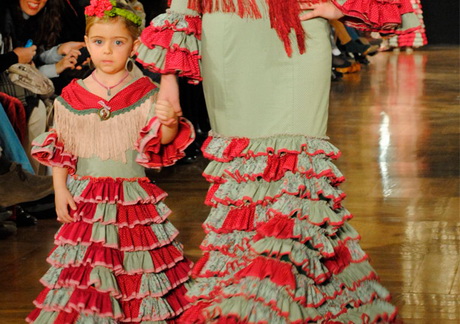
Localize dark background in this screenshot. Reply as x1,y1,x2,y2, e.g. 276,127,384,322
422,1,459,45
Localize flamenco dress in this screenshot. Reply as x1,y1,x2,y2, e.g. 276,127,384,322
136,0,421,322
26,76,195,323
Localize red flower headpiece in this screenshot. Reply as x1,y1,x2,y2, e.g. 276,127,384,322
85,0,113,18
85,0,142,26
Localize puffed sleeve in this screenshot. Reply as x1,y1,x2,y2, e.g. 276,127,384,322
136,116,195,168
332,0,421,34
136,0,202,84
31,129,77,175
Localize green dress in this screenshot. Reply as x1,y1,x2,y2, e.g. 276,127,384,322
136,0,420,322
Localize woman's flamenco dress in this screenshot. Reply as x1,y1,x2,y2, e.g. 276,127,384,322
26,77,195,323
136,0,421,322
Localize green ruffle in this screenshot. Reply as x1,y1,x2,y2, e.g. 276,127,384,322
201,231,254,256
204,133,338,161
47,244,88,267
123,241,184,274
209,172,344,206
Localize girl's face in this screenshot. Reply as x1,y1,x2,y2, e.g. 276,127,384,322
20,0,48,16
85,19,139,75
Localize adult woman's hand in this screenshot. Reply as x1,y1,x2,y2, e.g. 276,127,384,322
158,73,182,117
13,45,37,64
299,0,344,21
57,41,85,56
55,49,81,74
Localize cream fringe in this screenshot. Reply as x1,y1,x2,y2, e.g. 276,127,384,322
54,97,153,163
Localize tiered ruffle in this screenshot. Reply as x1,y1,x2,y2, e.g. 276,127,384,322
26,176,193,323
31,130,77,175
332,0,421,34
136,11,202,84
181,133,397,323
136,117,195,168
388,0,427,48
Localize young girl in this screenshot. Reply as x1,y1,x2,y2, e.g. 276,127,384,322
136,0,420,323
26,1,194,322
388,0,428,53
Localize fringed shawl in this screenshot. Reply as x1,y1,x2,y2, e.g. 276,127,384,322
54,77,158,163
187,0,322,56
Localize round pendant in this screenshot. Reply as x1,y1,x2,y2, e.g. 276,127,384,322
98,107,111,120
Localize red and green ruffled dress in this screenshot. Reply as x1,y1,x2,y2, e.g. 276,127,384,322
26,76,195,323
136,0,420,323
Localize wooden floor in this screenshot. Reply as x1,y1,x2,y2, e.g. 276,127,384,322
0,47,458,323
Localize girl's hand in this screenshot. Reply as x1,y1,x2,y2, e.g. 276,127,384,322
158,74,182,117
156,99,178,127
54,188,77,223
58,41,85,56
13,45,37,64
55,49,80,74
299,0,344,21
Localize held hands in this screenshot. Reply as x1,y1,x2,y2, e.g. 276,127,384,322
13,45,37,64
299,0,344,21
158,74,182,118
54,187,77,223
156,99,179,127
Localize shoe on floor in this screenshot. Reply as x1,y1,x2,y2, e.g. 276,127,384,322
0,163,54,208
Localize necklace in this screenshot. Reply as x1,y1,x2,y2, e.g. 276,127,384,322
91,70,130,97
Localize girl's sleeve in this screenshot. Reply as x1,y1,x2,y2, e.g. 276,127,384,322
136,114,195,169
135,0,202,84
331,0,421,34
30,102,77,174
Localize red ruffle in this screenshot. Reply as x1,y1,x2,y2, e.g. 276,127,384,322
202,137,250,163
73,176,167,205
31,130,77,175
68,287,121,318
117,204,170,228
137,49,202,85
54,309,80,323
136,117,195,168
119,223,178,252
323,244,353,275
191,252,210,278
235,256,296,289
255,215,294,240
71,202,170,227
55,221,94,246
220,205,256,233
333,0,417,32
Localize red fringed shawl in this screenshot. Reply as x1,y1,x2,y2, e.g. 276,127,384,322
187,0,322,57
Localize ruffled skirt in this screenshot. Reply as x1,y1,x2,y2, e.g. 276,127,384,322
180,133,397,323
27,176,192,323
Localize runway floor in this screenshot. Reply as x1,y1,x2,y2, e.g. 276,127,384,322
0,46,458,323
